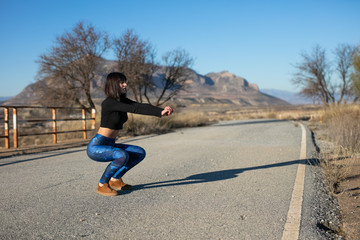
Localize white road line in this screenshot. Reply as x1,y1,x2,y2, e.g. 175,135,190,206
282,123,307,240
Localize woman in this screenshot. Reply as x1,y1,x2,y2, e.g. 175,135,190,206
87,72,173,196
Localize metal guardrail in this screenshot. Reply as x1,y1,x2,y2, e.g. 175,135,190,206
0,106,96,149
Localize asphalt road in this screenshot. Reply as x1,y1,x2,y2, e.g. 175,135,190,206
0,119,319,240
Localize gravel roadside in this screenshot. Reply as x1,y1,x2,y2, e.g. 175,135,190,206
300,122,344,240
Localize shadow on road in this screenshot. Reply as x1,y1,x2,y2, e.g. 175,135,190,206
134,158,318,190
0,149,85,167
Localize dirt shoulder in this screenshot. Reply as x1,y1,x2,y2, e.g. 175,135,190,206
337,162,360,239
309,121,360,240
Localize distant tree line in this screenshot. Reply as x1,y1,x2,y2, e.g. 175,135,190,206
36,21,194,110
292,43,360,105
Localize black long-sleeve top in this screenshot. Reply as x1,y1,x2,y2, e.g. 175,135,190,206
100,97,163,130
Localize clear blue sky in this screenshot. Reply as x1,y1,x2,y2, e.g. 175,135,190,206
1,0,359,97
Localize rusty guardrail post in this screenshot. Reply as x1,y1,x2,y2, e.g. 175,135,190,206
13,108,18,148
52,108,57,144
4,107,9,148
82,108,87,139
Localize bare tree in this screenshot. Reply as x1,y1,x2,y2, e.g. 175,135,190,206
292,45,335,105
113,29,156,103
36,21,110,110
113,31,194,106
351,46,360,102
334,44,356,103
146,48,194,106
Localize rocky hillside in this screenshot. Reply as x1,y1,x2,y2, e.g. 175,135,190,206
4,60,289,106
174,71,288,106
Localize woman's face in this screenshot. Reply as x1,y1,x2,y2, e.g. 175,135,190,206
119,80,127,94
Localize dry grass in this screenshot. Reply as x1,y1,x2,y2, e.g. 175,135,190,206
321,104,360,153
122,111,212,136
205,105,322,122
311,104,360,194
318,146,356,194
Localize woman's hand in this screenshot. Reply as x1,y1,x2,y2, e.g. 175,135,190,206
161,106,173,116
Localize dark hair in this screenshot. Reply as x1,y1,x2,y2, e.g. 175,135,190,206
104,72,127,100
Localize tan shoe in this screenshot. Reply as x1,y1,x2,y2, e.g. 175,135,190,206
96,183,118,196
109,178,133,191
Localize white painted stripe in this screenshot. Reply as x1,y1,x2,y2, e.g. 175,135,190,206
282,123,307,240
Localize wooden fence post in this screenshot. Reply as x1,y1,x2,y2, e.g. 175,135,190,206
13,108,18,148
52,108,57,144
91,108,96,130
82,108,87,139
4,107,9,149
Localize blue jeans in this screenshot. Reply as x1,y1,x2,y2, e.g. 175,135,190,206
87,134,146,184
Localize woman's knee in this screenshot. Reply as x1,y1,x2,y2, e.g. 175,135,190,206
120,144,146,160
113,150,130,165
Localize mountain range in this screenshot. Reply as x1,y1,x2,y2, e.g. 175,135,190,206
172,70,289,106
3,60,309,106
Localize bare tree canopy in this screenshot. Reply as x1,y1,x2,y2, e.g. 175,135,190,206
151,48,194,106
292,45,334,104
113,30,194,106
113,29,156,103
36,21,110,110
35,24,194,108
292,44,356,105
334,44,356,103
